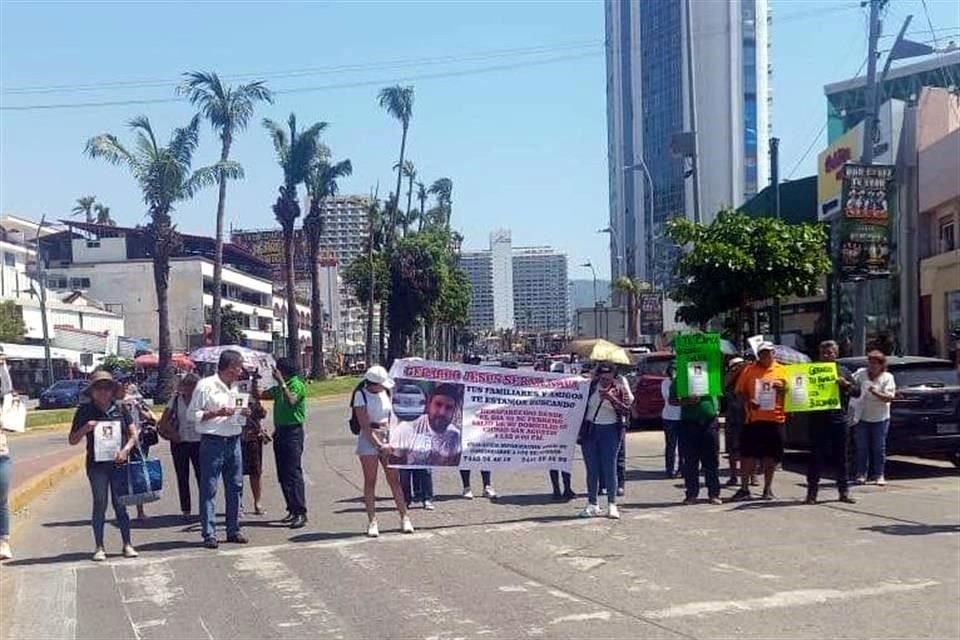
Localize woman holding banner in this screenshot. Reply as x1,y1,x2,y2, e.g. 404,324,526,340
353,366,414,538
578,363,633,519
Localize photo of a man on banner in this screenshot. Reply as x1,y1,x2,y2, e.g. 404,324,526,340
389,382,464,467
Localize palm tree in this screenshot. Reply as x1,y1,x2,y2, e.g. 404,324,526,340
178,71,272,346
398,160,416,233
428,177,453,228
85,115,238,401
378,85,414,237
263,113,328,362
93,203,115,226
613,276,652,345
304,157,352,379
415,181,428,231
71,196,97,224
363,195,382,362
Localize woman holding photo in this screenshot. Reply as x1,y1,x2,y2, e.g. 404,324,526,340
353,366,413,538
68,370,139,562
853,351,897,486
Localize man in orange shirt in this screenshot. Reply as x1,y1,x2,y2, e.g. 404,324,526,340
733,342,788,501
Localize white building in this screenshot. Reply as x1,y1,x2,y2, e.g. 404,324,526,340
605,0,770,287
462,231,569,334
42,222,311,359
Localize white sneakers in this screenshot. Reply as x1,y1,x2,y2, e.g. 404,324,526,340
367,520,380,538
876,476,886,486
578,504,600,518
92,548,107,562
0,539,12,561
607,504,621,520
123,544,139,558
483,486,498,499
401,515,415,534
462,488,474,499
423,500,435,511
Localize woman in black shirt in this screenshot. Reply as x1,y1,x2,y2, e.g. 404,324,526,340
68,370,139,561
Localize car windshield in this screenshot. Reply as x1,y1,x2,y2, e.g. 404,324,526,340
49,381,81,391
891,366,959,389
397,385,422,395
637,359,673,377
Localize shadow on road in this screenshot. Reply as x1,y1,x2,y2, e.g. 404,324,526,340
781,451,959,481
859,523,960,536
5,551,103,567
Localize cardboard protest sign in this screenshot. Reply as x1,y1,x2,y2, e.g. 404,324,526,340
675,333,722,398
784,362,842,412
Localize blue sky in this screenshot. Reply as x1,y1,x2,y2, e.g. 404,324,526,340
2,0,958,279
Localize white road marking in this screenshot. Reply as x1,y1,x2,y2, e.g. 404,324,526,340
710,563,780,580
549,611,612,624
498,585,528,592
113,565,144,640
643,580,941,619
8,566,77,640
116,562,184,606
197,615,214,640
547,589,583,603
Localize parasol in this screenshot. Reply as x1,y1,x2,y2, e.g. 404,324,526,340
134,352,195,369
567,339,631,365
188,346,277,382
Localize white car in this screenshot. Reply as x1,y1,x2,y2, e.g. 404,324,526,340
393,383,427,419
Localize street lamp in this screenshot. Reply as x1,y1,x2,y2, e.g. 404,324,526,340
624,160,656,284
580,261,598,338
597,227,622,280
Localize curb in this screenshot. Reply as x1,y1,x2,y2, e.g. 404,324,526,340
9,451,86,515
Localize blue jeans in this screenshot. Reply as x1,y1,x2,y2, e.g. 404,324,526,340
663,419,682,475
400,469,434,504
87,463,131,547
199,435,243,541
855,419,889,479
581,424,622,505
0,455,10,538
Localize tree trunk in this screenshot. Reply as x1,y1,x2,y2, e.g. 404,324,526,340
283,225,299,365
629,293,639,344
391,124,408,238
378,301,387,365
211,136,232,347
405,174,414,234
152,253,175,404
365,212,375,365
308,238,325,380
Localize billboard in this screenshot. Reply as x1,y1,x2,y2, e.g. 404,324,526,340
231,229,337,282
639,292,664,336
839,164,895,280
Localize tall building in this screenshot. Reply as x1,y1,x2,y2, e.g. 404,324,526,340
605,0,770,288
462,231,569,334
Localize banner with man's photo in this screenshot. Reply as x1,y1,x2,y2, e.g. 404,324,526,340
387,359,590,471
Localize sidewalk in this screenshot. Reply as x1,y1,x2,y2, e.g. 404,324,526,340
6,426,84,514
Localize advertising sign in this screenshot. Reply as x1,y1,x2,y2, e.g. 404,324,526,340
674,333,723,398
783,362,842,412
639,292,664,336
387,359,589,471
817,127,861,221
839,164,895,280
231,228,308,281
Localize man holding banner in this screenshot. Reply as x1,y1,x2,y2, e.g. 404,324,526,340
804,340,860,505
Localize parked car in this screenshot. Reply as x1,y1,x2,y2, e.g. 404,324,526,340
628,351,675,428
38,379,88,409
785,356,960,466
394,383,427,420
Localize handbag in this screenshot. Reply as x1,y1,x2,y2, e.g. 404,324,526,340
111,440,163,507
1,394,26,433
577,390,605,445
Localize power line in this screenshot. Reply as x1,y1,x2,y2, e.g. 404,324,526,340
919,0,960,91
1,40,602,95
0,51,601,112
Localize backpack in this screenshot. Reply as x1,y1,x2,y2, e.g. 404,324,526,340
348,383,366,435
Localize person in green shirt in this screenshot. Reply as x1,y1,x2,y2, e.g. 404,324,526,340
670,379,722,505
263,358,308,529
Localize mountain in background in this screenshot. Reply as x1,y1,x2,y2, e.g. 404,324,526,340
569,278,611,309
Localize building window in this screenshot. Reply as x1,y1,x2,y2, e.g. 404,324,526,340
3,252,15,267
86,240,100,249
69,277,91,289
939,216,956,253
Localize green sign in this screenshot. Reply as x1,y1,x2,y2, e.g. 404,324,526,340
675,333,723,398
784,363,842,412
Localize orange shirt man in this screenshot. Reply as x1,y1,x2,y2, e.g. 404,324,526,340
733,342,787,501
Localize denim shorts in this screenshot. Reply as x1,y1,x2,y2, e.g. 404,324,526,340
356,429,387,456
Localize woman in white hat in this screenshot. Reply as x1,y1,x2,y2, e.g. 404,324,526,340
352,365,413,538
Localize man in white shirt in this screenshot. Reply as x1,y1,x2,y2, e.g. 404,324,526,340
389,384,462,467
189,350,250,549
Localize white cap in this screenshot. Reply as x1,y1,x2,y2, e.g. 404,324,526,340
757,341,776,353
364,365,395,389
728,357,745,367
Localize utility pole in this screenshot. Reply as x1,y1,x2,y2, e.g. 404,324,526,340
852,0,885,356
683,0,702,225
770,137,782,344
30,216,55,387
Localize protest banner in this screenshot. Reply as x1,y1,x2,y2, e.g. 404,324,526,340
387,359,589,471
674,333,723,398
784,362,841,412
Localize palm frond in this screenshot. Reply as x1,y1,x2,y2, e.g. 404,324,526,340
183,161,241,198
377,85,414,126
263,117,289,164
179,71,272,134
127,116,158,154
168,115,201,168
84,134,136,168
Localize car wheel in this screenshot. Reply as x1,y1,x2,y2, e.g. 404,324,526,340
952,451,960,469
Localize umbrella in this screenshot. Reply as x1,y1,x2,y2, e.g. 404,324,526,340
188,345,277,381
742,344,811,364
720,339,738,355
567,339,631,365
134,352,195,369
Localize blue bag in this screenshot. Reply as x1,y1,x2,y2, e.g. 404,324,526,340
111,442,163,506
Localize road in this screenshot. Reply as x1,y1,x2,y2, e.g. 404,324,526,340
3,399,959,640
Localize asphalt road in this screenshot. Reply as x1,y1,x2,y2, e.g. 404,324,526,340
3,399,959,640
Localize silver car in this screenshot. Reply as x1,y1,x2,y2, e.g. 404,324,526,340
394,383,427,419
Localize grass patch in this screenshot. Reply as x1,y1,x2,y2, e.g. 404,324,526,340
304,376,361,399
26,408,76,429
